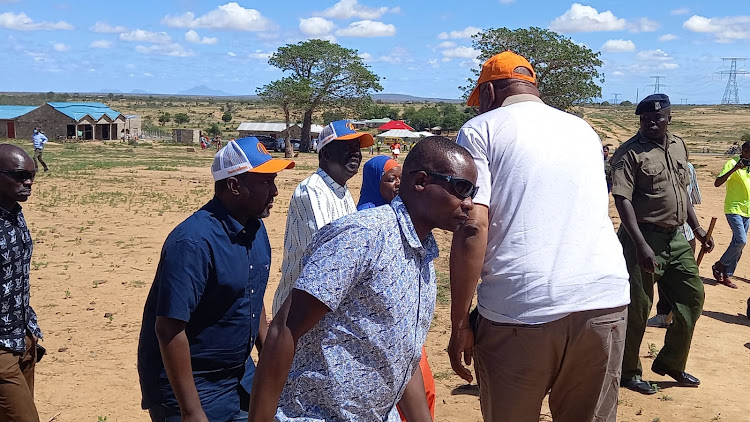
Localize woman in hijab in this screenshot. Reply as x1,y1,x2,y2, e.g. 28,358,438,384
357,156,436,421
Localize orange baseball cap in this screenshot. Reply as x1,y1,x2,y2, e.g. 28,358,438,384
466,51,537,107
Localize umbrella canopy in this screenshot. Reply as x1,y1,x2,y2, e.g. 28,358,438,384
376,129,418,139
377,120,414,131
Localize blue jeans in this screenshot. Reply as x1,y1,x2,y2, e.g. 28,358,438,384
148,407,248,422
719,214,750,276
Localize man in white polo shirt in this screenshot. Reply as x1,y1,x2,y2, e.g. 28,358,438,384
448,51,630,422
271,121,373,315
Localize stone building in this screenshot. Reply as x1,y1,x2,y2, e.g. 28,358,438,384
172,128,201,145
0,106,38,139
15,102,126,141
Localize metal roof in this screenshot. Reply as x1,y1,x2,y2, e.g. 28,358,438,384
237,122,325,134
0,105,38,120
47,102,122,122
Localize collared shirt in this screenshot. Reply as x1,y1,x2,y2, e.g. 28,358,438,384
137,198,270,421
32,132,47,150
456,95,630,325
275,197,438,422
718,157,750,217
272,168,356,316
611,131,690,228
0,205,42,353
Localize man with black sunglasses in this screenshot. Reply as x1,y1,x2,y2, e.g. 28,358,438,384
0,144,42,422
449,52,630,422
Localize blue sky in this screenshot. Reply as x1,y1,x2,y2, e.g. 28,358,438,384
1,0,749,103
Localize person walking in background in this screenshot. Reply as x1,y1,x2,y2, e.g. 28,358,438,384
271,121,373,316
137,138,293,422
31,129,48,173
449,51,630,422
356,155,435,421
648,159,703,328
711,141,750,289
611,94,713,395
0,144,43,422
391,141,401,161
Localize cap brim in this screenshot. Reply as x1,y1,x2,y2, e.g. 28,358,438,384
336,132,374,148
249,159,295,173
466,85,480,107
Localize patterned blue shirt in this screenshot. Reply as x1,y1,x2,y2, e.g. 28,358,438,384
0,205,42,353
276,196,438,422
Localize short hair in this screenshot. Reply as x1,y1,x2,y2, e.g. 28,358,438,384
402,136,472,176
743,141,750,151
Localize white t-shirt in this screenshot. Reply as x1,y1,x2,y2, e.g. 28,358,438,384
456,95,630,325
271,168,357,316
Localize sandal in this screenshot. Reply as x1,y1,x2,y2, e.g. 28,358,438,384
718,276,739,289
712,264,725,283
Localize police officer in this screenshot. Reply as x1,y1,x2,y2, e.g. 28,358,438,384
610,93,714,395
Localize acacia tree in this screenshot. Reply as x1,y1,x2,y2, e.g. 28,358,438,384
257,77,310,158
268,39,382,152
463,27,604,110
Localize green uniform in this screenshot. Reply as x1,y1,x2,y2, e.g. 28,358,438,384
610,131,704,381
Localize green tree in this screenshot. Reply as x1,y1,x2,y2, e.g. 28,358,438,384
410,107,442,131
158,112,171,126
741,133,750,143
257,77,311,158
222,111,232,123
174,113,190,124
401,106,417,126
206,123,221,138
322,110,346,124
464,27,604,110
620,100,633,106
267,39,382,152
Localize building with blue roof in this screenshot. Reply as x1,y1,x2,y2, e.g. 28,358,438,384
0,106,38,138
12,102,127,140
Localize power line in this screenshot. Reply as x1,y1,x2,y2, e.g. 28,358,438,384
647,76,668,94
717,57,748,105
610,93,621,104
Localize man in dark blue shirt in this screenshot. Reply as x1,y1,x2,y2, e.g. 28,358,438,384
138,138,293,422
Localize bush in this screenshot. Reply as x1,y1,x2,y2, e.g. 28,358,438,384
741,133,750,143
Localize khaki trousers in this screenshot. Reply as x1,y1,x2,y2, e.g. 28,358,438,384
0,333,39,422
474,306,627,422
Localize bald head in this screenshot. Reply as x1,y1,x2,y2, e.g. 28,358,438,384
402,136,472,179
478,66,540,114
0,144,32,168
0,144,35,210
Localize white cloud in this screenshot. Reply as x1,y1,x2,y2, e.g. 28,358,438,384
359,52,373,60
611,70,625,76
636,49,673,61
161,2,275,31
659,33,678,42
437,26,481,39
359,46,411,64
335,20,395,37
318,0,399,20
550,4,626,32
120,29,171,44
437,41,456,49
249,50,272,60
671,8,690,16
427,58,439,68
601,39,635,52
441,46,479,59
227,51,237,57
90,21,127,33
629,18,660,33
0,12,73,31
135,43,194,57
90,40,112,49
184,29,218,45
52,42,70,52
499,0,515,3
299,17,335,36
683,15,750,42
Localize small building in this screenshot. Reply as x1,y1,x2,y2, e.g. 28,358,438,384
123,115,141,138
237,122,324,139
0,106,38,139
15,102,126,141
173,129,201,145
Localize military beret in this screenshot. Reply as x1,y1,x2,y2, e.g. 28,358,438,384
635,94,671,115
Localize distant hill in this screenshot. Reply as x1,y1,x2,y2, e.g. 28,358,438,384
130,89,149,94
372,93,463,103
177,85,235,97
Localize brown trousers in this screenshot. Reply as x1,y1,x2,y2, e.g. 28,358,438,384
0,333,39,422
474,306,627,422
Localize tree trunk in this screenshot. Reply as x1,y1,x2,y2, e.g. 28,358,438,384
284,109,294,158
300,109,313,153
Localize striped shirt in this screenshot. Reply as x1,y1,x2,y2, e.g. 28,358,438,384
272,168,356,315
679,161,702,241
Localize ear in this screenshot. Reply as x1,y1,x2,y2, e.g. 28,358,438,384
225,177,241,196
412,171,427,193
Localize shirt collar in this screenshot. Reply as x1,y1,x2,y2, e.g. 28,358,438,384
203,197,261,243
0,203,22,221
637,130,677,147
316,168,348,197
390,196,439,261
502,94,545,107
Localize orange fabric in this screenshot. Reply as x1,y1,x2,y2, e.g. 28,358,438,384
383,159,400,174
467,51,537,106
397,347,436,421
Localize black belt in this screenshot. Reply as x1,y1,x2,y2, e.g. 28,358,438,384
638,222,680,233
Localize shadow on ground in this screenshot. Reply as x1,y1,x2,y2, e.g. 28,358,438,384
702,310,750,327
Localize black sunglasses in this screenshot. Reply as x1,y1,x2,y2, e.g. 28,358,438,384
412,170,478,199
0,170,36,183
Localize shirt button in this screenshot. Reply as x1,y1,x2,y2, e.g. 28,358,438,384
250,265,253,269
250,289,254,294
252,314,256,318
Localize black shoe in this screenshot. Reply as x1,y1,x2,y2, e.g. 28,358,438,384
651,360,700,386
620,378,656,395
746,297,750,320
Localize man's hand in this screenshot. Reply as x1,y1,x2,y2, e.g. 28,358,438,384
694,227,715,253
447,323,474,383
635,241,658,273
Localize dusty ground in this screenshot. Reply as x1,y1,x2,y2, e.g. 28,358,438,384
12,129,750,422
